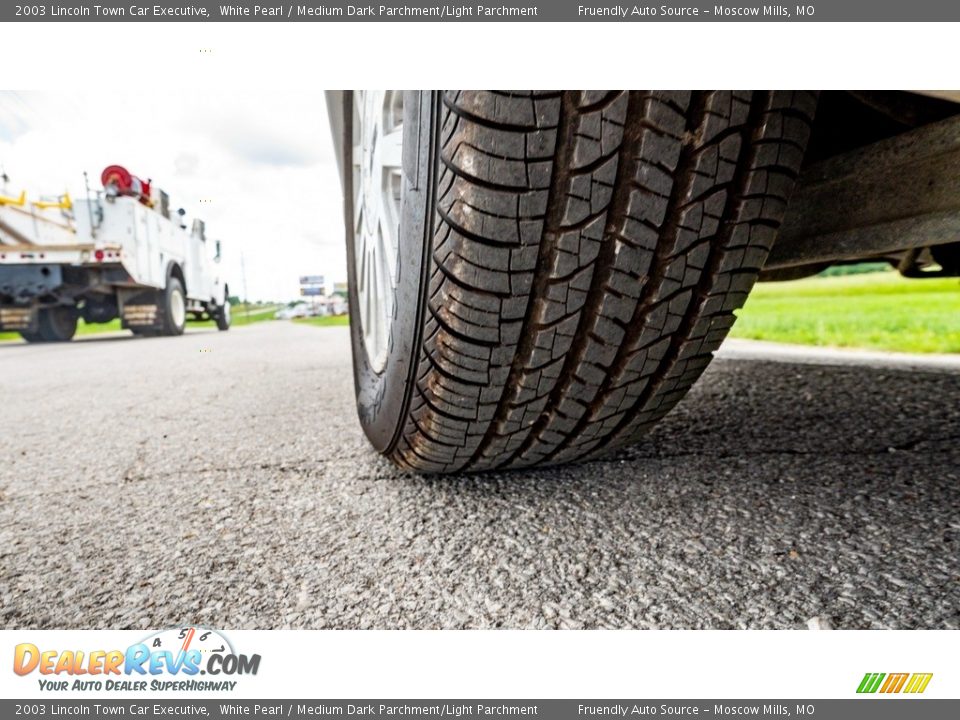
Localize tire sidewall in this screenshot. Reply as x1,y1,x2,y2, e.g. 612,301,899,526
164,278,186,336
216,287,231,331
217,301,231,330
345,91,438,453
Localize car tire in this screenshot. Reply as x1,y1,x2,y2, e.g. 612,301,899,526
160,278,187,336
342,90,816,473
23,307,78,342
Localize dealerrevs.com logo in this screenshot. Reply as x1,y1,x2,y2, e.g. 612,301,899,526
13,627,260,692
857,673,933,694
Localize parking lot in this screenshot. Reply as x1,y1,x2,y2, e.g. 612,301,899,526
1,322,957,629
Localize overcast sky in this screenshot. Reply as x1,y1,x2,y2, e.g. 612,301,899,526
0,90,344,302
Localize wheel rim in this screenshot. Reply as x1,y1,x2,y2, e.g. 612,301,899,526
223,299,231,324
353,90,403,374
170,287,186,329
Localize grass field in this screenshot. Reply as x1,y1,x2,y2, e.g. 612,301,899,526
731,272,960,354
292,315,350,328
0,303,280,342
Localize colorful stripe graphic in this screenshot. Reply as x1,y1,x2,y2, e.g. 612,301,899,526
857,672,933,694
879,673,908,693
904,673,934,694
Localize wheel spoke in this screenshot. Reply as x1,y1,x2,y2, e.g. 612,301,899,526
383,91,403,126
380,128,404,170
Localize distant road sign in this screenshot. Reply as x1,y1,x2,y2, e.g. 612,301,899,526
301,287,324,296
299,275,325,286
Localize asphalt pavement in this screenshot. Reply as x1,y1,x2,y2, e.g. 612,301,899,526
1,322,958,629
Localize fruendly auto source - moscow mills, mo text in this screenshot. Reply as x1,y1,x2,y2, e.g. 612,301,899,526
579,5,806,18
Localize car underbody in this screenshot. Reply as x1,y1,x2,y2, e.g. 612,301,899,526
761,90,960,281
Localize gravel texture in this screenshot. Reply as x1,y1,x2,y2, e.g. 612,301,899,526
1,322,957,629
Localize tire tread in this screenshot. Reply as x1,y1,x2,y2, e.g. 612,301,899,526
389,90,816,472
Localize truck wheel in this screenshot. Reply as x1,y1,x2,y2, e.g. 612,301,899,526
342,91,815,473
160,278,186,336
27,307,78,342
214,299,231,331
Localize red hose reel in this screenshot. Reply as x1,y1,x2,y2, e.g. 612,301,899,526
101,165,152,205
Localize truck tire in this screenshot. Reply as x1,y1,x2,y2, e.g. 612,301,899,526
214,299,231,331
343,90,816,473
19,330,44,343
160,278,186,336
21,307,78,342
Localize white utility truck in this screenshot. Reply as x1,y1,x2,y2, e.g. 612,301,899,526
0,165,231,342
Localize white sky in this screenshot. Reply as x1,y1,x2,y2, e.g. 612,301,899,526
0,90,344,302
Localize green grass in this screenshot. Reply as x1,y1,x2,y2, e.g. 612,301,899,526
292,315,350,327
0,303,280,342
731,271,960,354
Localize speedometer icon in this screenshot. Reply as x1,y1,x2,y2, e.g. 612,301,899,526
140,626,234,658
